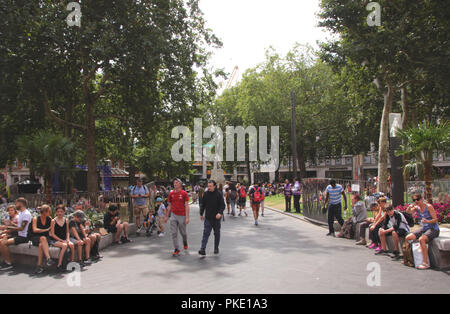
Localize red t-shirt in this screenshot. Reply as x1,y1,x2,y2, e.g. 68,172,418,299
168,189,189,216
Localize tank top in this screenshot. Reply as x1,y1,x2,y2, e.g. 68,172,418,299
417,205,439,231
54,218,67,240
35,216,52,237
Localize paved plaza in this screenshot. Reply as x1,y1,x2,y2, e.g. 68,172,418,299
1,204,449,294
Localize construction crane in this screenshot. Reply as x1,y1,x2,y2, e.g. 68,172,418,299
225,66,239,89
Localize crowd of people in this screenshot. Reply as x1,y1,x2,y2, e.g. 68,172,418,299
0,177,442,274
320,180,441,270
0,198,111,274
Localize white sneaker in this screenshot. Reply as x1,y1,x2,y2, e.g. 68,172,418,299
158,233,164,237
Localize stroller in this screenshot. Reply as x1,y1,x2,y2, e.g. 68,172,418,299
144,213,158,237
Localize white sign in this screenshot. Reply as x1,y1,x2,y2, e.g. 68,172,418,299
352,184,360,192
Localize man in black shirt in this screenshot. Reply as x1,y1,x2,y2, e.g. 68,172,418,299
199,180,225,256
104,205,131,244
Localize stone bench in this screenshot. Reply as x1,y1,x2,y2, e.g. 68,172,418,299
2,223,136,267
428,227,450,270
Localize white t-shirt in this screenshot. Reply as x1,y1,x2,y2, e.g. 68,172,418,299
18,209,32,238
157,204,166,217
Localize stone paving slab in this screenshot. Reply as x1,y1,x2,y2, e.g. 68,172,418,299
0,204,449,294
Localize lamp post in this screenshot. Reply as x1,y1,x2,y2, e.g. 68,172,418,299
389,113,404,207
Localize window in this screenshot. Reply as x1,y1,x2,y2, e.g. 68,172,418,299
346,158,353,165
363,156,371,164
326,159,331,166
335,158,341,165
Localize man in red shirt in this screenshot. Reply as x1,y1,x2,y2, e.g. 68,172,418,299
165,178,190,256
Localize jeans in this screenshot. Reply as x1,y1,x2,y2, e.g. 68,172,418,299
328,203,344,233
201,218,221,250
293,194,301,213
170,214,187,250
230,199,236,215
284,195,292,211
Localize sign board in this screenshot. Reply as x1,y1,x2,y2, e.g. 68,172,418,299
351,184,360,192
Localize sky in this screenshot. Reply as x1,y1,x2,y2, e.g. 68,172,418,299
199,0,332,88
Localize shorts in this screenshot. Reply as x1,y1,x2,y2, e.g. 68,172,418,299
252,202,260,212
106,226,117,234
30,235,51,247
413,228,440,241
238,197,246,207
13,236,29,245
133,204,149,217
70,236,86,244
385,229,408,238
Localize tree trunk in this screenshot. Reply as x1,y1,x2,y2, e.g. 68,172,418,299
377,77,393,194
128,165,137,223
423,153,433,203
246,159,252,185
44,172,52,204
86,100,98,200
296,142,307,179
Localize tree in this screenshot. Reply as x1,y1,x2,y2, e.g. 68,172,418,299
318,0,450,192
1,0,221,196
396,121,450,203
17,131,76,203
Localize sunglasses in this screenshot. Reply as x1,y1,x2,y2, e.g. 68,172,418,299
413,198,421,202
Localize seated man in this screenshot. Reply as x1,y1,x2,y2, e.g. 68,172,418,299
69,210,92,267
377,205,410,259
356,203,378,245
103,205,131,244
82,220,102,261
337,194,366,239
0,198,32,271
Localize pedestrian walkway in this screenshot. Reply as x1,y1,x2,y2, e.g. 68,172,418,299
1,204,448,293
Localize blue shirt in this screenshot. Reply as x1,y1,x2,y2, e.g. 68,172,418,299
326,184,344,205
130,185,149,206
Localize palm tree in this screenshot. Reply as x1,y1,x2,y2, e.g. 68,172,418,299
17,131,77,203
395,121,450,203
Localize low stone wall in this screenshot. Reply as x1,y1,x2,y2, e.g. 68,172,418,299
1,223,136,267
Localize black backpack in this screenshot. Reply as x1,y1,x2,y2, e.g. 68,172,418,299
402,212,415,227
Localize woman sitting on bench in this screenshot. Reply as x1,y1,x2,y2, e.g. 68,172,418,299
405,193,440,270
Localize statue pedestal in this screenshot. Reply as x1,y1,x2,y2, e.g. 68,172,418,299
210,168,226,185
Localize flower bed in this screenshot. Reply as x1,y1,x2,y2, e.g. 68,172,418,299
395,202,450,224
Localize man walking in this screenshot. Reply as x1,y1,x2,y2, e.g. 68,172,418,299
198,180,225,256
130,179,149,233
324,179,347,237
165,178,190,256
249,182,264,226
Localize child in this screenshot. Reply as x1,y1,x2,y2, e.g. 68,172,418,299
155,197,167,237
143,212,153,236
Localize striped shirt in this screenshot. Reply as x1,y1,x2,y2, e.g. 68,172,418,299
326,184,344,205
